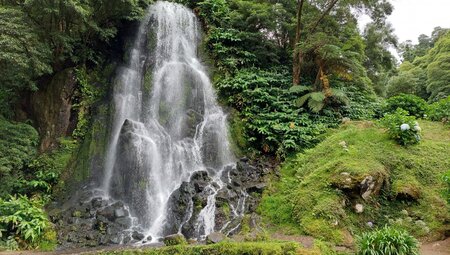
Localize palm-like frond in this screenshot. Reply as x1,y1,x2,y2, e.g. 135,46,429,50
331,88,349,105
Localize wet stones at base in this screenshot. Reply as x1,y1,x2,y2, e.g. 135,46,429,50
52,157,273,250
50,193,142,250
162,157,271,240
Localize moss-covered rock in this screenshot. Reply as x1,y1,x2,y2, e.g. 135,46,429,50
163,234,188,246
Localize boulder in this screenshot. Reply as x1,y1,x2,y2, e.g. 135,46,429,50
355,204,364,213
206,232,226,244
132,231,145,241
114,208,127,218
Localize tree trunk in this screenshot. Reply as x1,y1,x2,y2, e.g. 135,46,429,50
292,0,305,85
317,62,332,97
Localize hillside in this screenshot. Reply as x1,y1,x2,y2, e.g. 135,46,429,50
260,121,450,246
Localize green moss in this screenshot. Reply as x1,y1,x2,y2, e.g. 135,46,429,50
163,235,188,246
228,110,248,156
143,70,153,92
240,214,251,234
38,229,57,251
260,121,450,244
94,241,300,255
222,202,230,220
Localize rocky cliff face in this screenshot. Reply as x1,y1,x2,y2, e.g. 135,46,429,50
29,68,77,152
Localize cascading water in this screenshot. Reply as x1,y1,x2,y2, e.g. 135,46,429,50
101,1,237,241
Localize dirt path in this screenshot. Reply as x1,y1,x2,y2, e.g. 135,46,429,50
420,238,450,255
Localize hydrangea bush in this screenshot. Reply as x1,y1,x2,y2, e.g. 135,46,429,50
381,109,422,146
383,94,429,118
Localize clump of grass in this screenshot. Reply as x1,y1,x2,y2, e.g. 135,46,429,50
356,226,419,255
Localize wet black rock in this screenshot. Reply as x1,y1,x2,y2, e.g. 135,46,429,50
163,170,212,237
50,194,135,250
132,231,145,241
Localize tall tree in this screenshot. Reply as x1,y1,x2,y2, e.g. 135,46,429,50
291,0,393,86
292,0,305,85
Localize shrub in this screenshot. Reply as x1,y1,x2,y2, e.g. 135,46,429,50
0,195,50,248
427,96,450,125
381,109,421,146
357,226,419,255
383,94,429,118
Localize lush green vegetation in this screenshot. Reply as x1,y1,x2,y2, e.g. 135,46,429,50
0,0,449,252
259,121,449,244
357,226,419,255
0,195,56,250
428,96,450,125
0,0,153,117
382,94,429,118
389,29,450,102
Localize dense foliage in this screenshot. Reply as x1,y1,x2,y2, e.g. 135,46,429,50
0,0,152,116
217,68,339,156
0,118,74,249
427,96,450,125
0,119,39,198
357,226,419,255
0,195,53,250
389,30,450,102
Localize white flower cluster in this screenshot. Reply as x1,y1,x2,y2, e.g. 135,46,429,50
400,122,421,132
400,123,410,131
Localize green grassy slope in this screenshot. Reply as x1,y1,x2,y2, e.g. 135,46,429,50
259,121,450,245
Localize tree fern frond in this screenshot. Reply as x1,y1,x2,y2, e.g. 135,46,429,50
310,92,326,102
296,93,311,106
331,88,350,105
308,98,325,112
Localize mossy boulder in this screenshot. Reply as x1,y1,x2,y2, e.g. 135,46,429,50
163,234,188,246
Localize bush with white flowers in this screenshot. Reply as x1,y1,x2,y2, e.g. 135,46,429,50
381,109,422,146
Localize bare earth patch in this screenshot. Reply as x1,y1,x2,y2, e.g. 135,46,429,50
420,238,450,255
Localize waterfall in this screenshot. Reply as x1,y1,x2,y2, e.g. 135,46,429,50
101,1,235,241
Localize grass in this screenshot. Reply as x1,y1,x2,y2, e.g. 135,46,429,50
259,121,450,244
93,241,306,255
